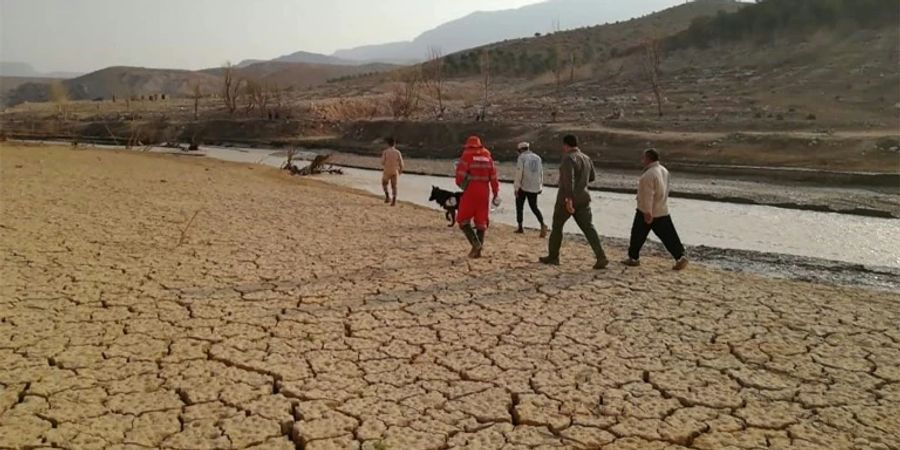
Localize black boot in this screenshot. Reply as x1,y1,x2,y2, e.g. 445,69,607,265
474,229,486,258
462,225,482,258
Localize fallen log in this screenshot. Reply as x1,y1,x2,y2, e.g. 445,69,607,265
284,153,343,176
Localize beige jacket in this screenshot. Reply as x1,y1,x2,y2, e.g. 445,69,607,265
381,147,404,176
637,162,671,218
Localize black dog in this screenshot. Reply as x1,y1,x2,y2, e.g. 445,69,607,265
429,186,462,227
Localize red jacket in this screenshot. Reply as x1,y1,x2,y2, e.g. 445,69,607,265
456,141,499,196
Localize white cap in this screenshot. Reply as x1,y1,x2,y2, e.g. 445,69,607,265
517,142,530,150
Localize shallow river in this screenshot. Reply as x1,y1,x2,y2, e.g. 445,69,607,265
189,146,900,269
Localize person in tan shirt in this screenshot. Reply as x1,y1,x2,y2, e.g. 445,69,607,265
622,148,689,270
381,137,404,206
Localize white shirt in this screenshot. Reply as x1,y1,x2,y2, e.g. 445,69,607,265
514,150,543,193
637,162,671,218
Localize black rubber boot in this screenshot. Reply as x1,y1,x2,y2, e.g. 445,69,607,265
476,229,485,245
462,225,481,253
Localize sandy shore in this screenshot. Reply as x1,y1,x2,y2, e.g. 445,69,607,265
323,152,900,218
1,144,899,450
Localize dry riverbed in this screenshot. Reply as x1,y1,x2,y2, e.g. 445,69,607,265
1,144,899,450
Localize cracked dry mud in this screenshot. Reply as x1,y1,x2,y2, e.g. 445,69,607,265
1,144,898,450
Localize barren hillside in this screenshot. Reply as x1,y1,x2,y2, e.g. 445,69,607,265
202,61,396,89
3,61,398,107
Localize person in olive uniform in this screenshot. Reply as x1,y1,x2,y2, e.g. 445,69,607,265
539,134,608,269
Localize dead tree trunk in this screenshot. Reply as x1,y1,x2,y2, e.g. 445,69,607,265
479,51,491,121
642,39,664,117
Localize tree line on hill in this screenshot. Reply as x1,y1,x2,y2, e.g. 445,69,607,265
669,0,899,49
433,0,898,79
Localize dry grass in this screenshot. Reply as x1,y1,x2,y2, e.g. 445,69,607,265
310,96,384,122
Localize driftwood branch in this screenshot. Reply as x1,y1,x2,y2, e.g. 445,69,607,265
177,209,203,247
284,154,343,176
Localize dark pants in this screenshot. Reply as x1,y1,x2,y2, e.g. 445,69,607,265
628,209,685,261
547,204,607,261
515,191,545,226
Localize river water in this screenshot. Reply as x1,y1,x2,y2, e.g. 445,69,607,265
190,145,899,270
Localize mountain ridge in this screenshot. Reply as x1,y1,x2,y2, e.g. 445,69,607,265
330,0,712,62
0,61,82,79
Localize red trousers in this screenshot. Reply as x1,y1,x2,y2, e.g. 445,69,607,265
457,183,491,230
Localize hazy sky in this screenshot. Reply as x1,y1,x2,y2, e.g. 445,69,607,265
0,0,547,73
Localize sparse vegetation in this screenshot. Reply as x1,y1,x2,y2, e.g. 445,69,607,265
312,97,380,122
243,78,274,118
388,69,421,119
423,47,446,119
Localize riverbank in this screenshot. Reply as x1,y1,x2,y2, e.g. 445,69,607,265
2,143,899,450
9,140,900,287
322,151,900,219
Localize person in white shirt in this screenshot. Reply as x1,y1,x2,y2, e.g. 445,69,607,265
622,149,689,270
513,142,548,237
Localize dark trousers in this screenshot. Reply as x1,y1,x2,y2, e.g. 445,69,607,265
547,204,607,261
628,209,685,261
515,191,545,226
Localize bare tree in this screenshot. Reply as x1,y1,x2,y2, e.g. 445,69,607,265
241,79,276,118
478,50,491,121
423,47,446,119
49,81,69,120
258,82,273,118
243,78,257,115
192,84,202,120
569,51,576,83
222,62,242,115
641,39,664,117
552,21,565,99
388,69,421,119
271,84,284,118
549,20,576,121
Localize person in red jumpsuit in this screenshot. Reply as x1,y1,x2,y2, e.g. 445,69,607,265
455,136,500,258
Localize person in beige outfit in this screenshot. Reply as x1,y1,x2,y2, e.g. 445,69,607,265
622,148,689,270
381,137,404,206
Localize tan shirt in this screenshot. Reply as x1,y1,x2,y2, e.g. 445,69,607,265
637,162,671,218
382,147,404,176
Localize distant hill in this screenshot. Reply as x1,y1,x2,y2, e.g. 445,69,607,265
438,0,746,77
332,0,721,63
238,50,359,68
65,66,222,100
414,0,897,131
0,62,81,79
4,61,397,106
0,76,55,107
271,50,358,66
0,62,41,77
